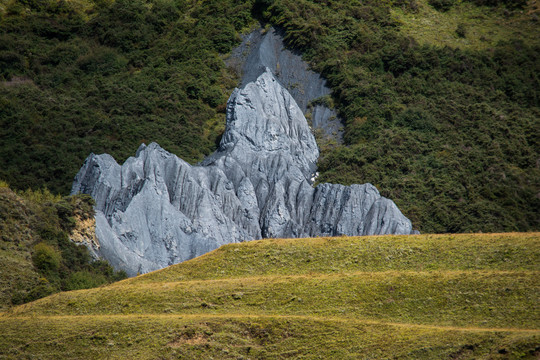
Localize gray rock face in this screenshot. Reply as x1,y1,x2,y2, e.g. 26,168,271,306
226,27,343,141
72,69,414,276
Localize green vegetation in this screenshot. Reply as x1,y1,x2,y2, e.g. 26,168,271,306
0,184,126,311
395,0,538,50
1,2,537,357
2,233,539,358
1,0,538,234
429,0,528,12
260,0,539,233
0,0,255,193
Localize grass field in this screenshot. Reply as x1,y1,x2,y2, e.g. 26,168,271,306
1,233,539,359
392,0,540,50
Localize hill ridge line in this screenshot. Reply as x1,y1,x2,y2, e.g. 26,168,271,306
126,269,540,286
4,313,539,333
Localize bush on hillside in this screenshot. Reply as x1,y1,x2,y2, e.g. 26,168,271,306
464,0,527,9
32,242,60,274
456,23,467,38
428,0,456,12
23,278,56,303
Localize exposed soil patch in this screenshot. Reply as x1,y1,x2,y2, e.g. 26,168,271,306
168,333,209,347
1,76,34,87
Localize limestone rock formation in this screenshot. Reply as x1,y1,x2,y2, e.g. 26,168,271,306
72,69,415,276
226,27,343,141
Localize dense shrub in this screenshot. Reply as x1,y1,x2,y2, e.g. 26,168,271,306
23,278,56,303
262,0,540,233
77,47,128,75
32,242,60,273
65,271,107,290
463,0,527,9
428,0,456,12
456,23,467,38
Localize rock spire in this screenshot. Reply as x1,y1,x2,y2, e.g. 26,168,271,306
72,69,415,276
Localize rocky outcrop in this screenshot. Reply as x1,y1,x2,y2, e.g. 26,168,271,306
72,69,415,276
226,27,343,141
69,216,99,256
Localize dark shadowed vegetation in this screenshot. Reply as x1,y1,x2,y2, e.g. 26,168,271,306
259,0,539,233
0,0,254,193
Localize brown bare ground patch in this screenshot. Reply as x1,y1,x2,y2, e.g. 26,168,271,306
168,333,209,347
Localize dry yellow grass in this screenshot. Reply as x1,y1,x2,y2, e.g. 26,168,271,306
1,233,539,359
392,0,540,50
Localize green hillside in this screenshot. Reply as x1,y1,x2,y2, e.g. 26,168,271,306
1,2,538,357
0,182,126,312
263,0,540,233
0,0,253,193
1,233,539,359
0,0,538,234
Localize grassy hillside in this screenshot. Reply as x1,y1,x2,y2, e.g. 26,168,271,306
0,0,538,234
0,182,125,311
394,0,540,50
1,233,539,359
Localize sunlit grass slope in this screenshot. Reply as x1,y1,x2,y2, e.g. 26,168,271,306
393,0,540,50
1,233,539,359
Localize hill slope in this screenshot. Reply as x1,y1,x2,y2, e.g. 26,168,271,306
0,0,253,193
2,233,539,359
0,183,126,311
1,0,538,234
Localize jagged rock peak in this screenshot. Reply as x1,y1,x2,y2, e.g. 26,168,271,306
226,27,343,141
72,69,415,276
221,69,318,164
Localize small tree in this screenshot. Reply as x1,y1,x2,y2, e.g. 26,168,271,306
32,242,60,273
